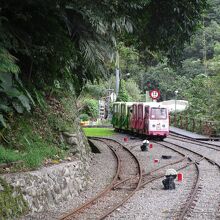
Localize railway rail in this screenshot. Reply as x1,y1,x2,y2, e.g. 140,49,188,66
169,133,220,151
60,137,142,220
159,136,220,219
59,133,220,220
110,136,208,219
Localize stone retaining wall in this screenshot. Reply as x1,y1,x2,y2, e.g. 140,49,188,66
2,159,90,214
1,128,91,215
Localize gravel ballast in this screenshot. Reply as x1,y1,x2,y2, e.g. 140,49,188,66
20,133,220,219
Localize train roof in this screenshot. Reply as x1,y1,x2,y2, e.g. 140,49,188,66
113,102,138,105
140,102,168,108
113,101,167,107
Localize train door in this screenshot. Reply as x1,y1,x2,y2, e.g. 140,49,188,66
144,106,150,135
112,103,120,129
131,104,138,130
137,104,144,132
120,103,126,129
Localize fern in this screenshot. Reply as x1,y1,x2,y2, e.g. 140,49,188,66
0,48,19,74
0,48,34,127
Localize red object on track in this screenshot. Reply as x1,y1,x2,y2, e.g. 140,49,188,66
177,173,183,181
149,143,153,149
154,159,159,163
124,137,128,142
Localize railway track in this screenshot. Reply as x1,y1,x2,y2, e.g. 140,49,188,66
120,133,220,219
59,137,142,220
59,134,220,219
110,136,208,219
160,136,220,219
169,133,220,151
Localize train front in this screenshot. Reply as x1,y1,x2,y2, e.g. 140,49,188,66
147,106,169,139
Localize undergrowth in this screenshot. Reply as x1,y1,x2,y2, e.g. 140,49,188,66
0,95,79,171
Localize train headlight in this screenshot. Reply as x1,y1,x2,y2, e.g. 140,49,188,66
162,124,165,128
152,124,156,127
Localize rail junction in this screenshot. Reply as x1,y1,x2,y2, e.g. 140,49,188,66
55,127,220,219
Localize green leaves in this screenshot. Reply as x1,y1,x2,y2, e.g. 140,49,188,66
0,72,32,112
82,98,99,119
17,95,31,112
0,55,34,127
0,114,6,128
0,48,19,74
116,79,129,102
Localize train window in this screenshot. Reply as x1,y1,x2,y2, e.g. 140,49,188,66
138,105,143,119
113,104,119,113
145,107,149,118
133,105,137,118
121,105,125,114
145,107,149,114
128,107,132,115
113,105,116,113
150,108,167,119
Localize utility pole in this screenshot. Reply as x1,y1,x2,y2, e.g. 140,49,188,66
106,89,114,119
203,16,207,75
174,90,178,113
115,51,120,97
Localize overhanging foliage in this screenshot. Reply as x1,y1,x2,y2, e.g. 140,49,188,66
0,0,208,127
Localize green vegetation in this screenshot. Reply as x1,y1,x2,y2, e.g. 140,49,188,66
116,79,129,102
0,0,212,176
0,0,207,127
0,141,63,170
0,178,28,219
83,128,116,137
137,0,220,130
0,133,65,171
79,99,99,121
0,95,81,171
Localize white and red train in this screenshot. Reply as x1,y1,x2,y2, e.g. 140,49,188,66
112,102,169,140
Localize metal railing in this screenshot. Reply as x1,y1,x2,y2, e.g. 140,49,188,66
170,113,220,137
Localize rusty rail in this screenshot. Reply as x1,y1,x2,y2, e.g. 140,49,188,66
59,137,142,220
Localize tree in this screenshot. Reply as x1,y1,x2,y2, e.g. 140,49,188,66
0,0,208,127
125,79,142,101
0,0,208,88
80,99,99,119
131,0,207,65
116,80,129,102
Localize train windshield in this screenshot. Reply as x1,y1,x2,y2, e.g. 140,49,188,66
150,108,167,119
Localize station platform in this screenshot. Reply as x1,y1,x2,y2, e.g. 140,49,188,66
169,126,210,140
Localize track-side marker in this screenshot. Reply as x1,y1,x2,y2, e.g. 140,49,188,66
177,173,183,181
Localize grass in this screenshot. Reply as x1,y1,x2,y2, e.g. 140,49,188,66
0,95,82,172
1,112,66,170
83,127,116,137
0,147,21,164
0,140,64,169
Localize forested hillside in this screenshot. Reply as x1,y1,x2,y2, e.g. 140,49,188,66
0,0,208,170
136,0,220,130
79,0,220,134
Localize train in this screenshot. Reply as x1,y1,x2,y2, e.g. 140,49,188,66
111,102,169,140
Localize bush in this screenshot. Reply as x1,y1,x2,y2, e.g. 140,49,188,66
80,114,90,122
82,99,99,118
